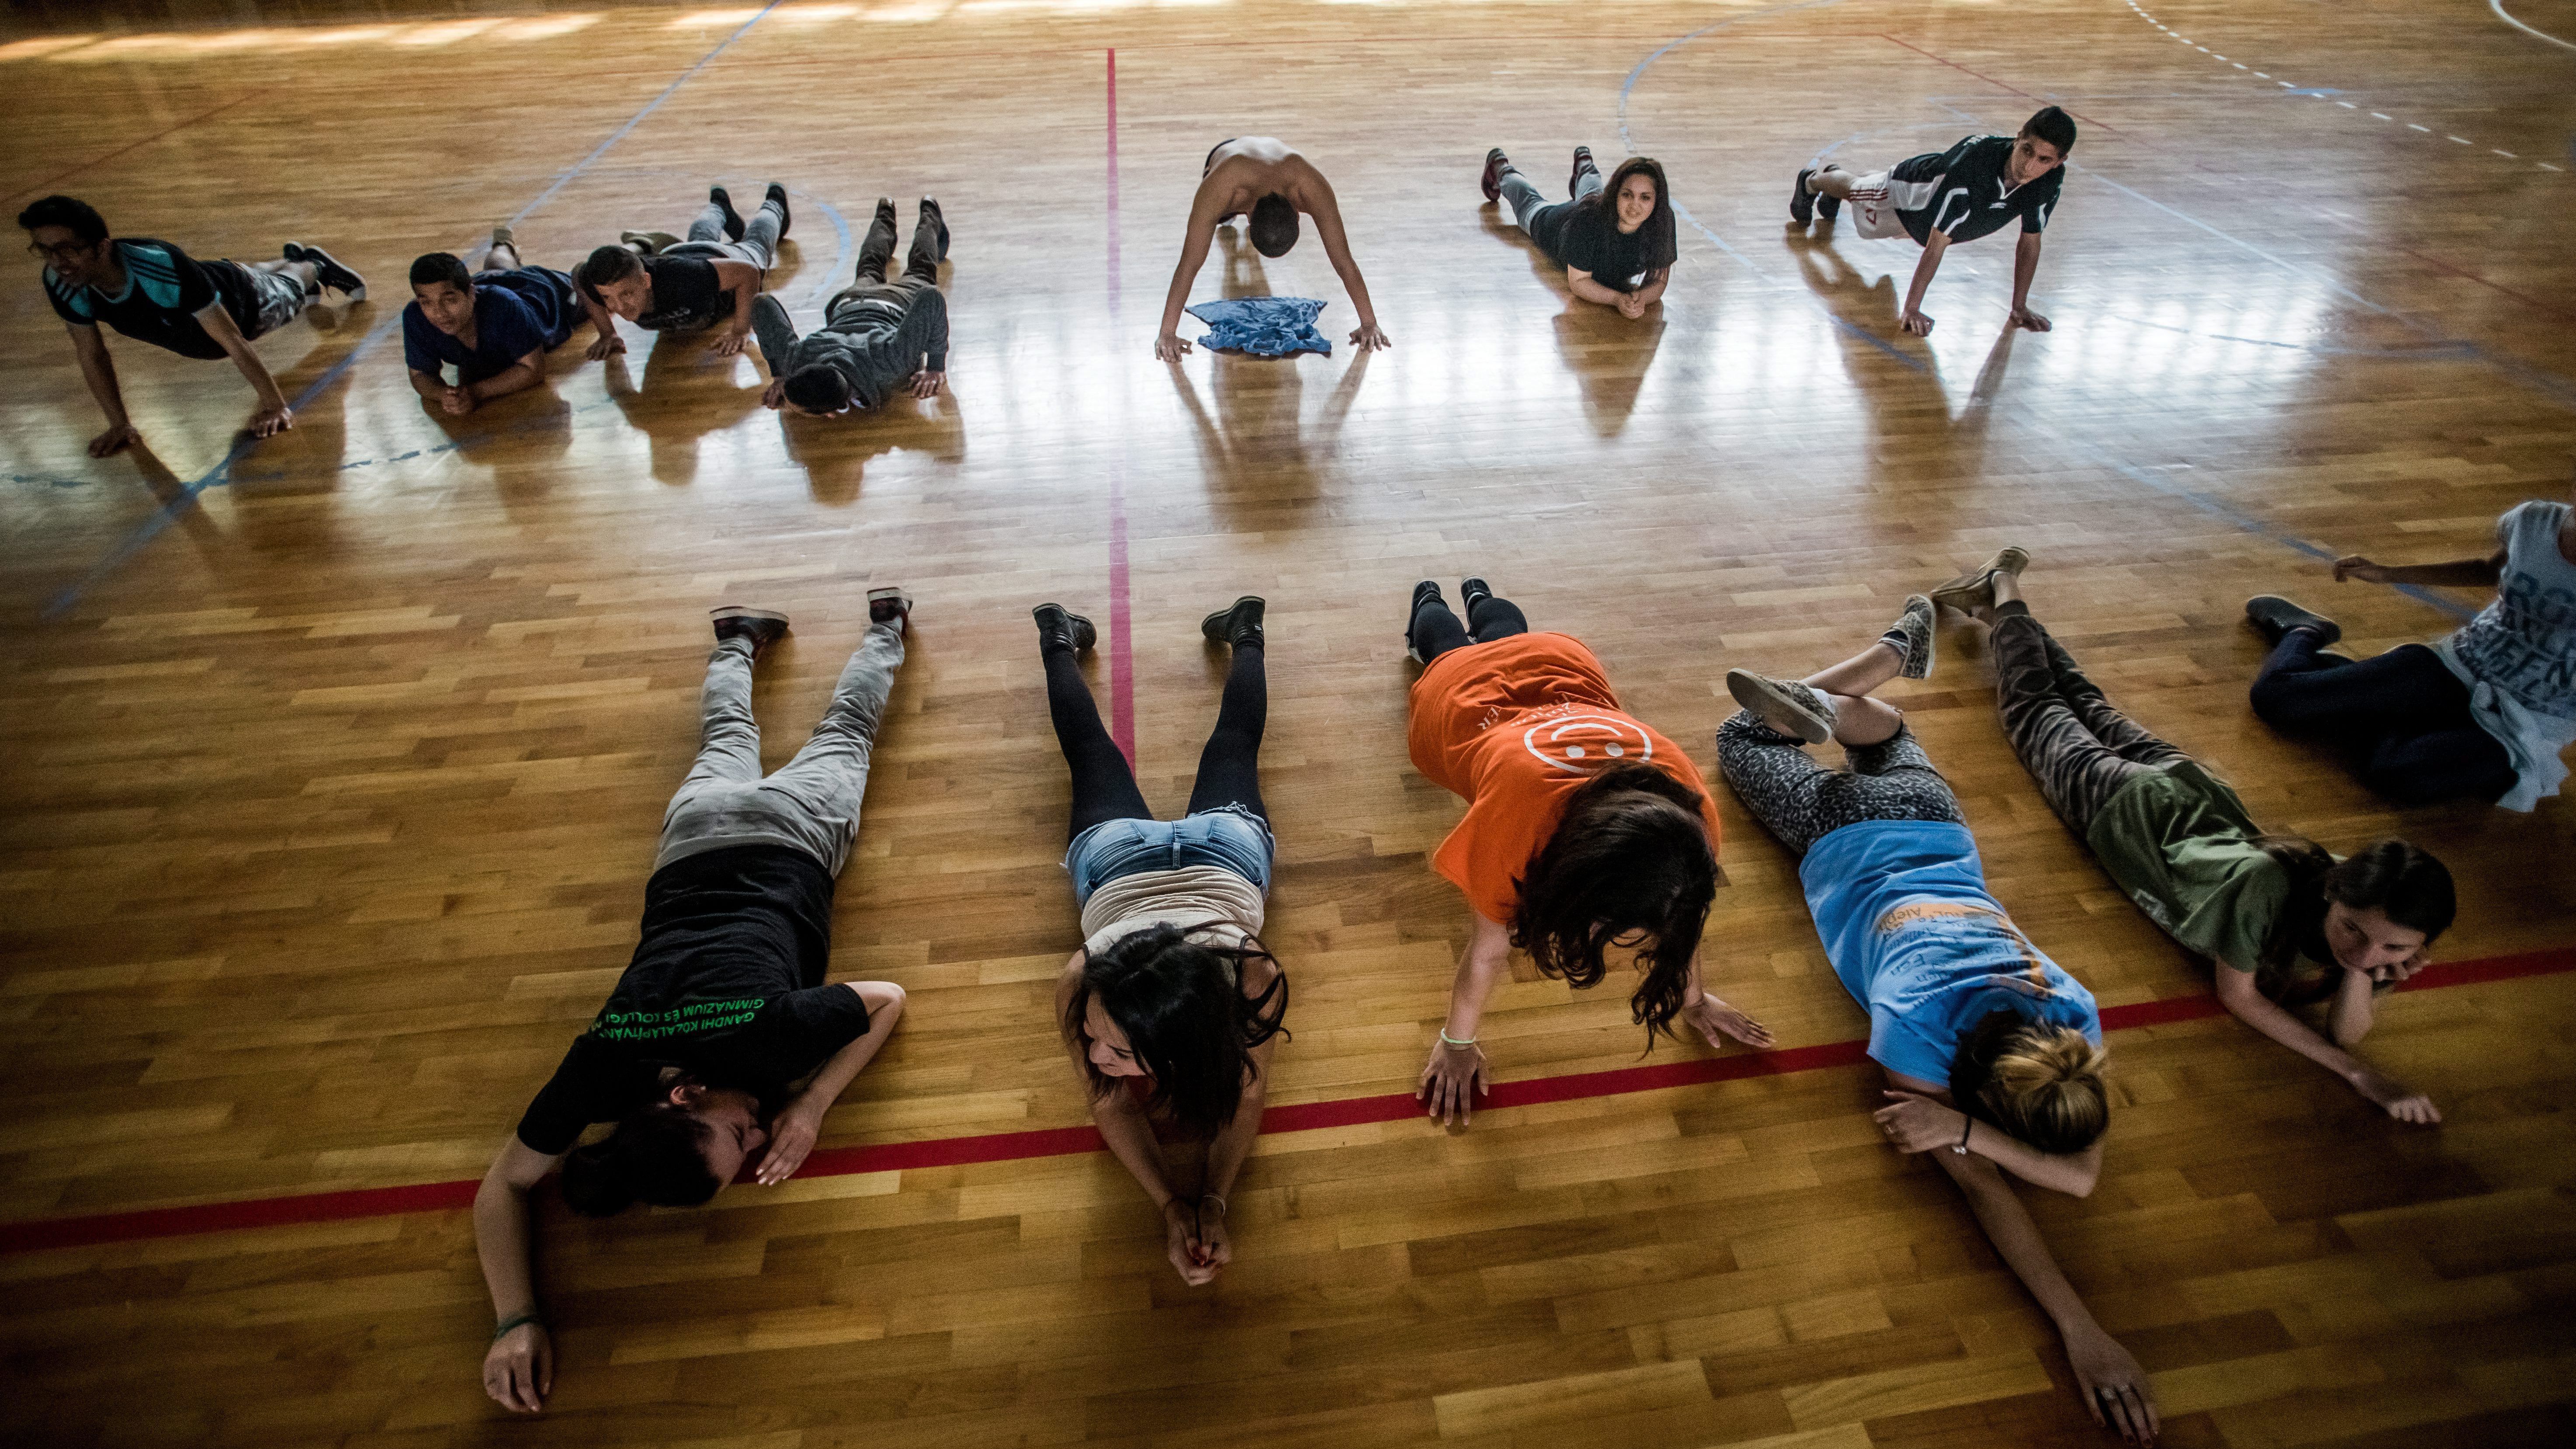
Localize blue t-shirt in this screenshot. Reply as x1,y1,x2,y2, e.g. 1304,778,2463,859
401,266,578,384
1799,819,2100,1085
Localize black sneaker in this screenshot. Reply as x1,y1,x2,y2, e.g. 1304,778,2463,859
1406,580,1446,663
284,243,367,302
2245,595,2342,647
874,196,897,233
710,186,746,242
1569,146,1598,198
710,605,790,656
1791,168,1817,227
867,587,912,632
1816,182,1841,222
1480,148,1509,202
1460,577,1494,615
764,183,792,240
1033,602,1096,656
920,197,950,261
1200,595,1265,650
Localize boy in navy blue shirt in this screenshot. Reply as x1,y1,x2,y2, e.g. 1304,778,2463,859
402,229,586,415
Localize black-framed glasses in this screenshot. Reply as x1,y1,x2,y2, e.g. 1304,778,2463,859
27,239,98,263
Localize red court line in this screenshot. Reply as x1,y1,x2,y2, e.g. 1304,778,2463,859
4,948,2569,1257
3,92,255,205
1103,48,1136,761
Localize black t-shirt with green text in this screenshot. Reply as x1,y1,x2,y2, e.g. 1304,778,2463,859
513,844,870,1155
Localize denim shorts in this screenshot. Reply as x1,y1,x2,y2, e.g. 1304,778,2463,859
1064,806,1274,906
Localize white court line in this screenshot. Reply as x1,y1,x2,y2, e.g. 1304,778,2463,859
2492,0,2576,52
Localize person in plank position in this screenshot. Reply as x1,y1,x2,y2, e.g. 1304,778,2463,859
1034,594,1287,1286
1477,146,1677,319
1155,137,1390,359
1788,106,2074,337
575,184,790,360
402,228,586,416
19,193,366,455
1406,577,1772,1127
755,198,950,414
2244,473,2576,811
1936,549,2457,1123
474,591,913,1414
1716,604,2158,1445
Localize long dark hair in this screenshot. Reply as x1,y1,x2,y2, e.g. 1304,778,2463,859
1950,1011,2110,1154
559,1103,718,1217
1573,156,1678,274
1061,925,1289,1138
1511,763,1716,1042
2250,837,2455,1005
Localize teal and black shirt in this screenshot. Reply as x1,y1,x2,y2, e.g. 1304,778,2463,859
513,844,870,1154
43,237,265,360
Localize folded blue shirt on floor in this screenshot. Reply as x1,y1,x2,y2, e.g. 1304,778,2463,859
1186,296,1331,357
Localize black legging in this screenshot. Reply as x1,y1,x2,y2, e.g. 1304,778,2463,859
1044,643,1268,842
2247,631,2514,806
1410,590,1530,664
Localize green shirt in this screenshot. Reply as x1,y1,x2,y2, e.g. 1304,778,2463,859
2084,761,2309,977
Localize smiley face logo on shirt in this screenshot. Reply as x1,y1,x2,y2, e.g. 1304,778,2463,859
1522,714,1654,775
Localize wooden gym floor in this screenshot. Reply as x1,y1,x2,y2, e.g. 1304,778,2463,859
3,0,2574,1444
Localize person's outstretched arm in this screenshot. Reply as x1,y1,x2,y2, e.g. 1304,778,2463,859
1881,1073,2159,1442
2332,549,2507,590
709,259,764,356
751,294,802,408
1677,949,1775,1051
1875,1088,2101,1196
2212,965,2438,1122
1155,180,1228,360
756,981,905,1185
2008,232,2050,331
1900,229,1950,335
579,288,625,361
1301,176,1389,351
1418,911,1512,1127
473,1136,566,1413
66,323,141,457
1187,982,1280,1279
194,301,293,438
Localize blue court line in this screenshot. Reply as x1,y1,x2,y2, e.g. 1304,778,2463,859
40,1,785,621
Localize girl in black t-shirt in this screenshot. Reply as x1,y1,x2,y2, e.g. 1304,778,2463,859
1478,148,1677,317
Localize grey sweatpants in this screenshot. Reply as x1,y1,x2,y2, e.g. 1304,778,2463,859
655,622,905,875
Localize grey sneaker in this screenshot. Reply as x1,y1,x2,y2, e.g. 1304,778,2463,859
1726,670,1834,744
1928,546,2032,612
1889,594,1936,680
621,230,681,256
2245,595,2342,647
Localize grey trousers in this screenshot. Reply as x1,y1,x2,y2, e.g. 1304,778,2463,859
654,622,905,875
660,193,786,271
1501,164,1603,235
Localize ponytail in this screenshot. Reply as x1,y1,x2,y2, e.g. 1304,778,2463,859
558,1104,719,1217
1952,1012,2109,1154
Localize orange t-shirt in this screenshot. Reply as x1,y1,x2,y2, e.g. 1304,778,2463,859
1406,633,1723,924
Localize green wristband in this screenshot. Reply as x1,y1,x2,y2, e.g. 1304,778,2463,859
492,1311,544,1341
